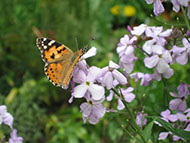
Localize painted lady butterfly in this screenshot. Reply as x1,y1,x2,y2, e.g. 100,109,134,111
36,38,87,88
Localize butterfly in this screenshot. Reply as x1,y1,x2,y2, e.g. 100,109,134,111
36,38,87,88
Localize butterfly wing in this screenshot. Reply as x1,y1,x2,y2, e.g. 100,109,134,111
36,38,83,87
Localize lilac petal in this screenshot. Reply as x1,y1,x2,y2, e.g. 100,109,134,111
177,113,186,122
102,72,113,89
121,62,134,74
82,47,97,59
144,55,159,68
77,60,88,73
73,69,86,83
89,84,105,100
120,35,129,44
168,114,178,122
173,135,181,141
125,45,134,55
88,114,99,124
151,26,163,37
178,83,189,97
160,29,172,37
131,24,147,36
107,91,113,101
112,70,127,85
157,58,170,73
185,123,190,131
169,92,178,97
171,45,186,54
163,68,174,79
176,51,188,65
185,108,190,113
93,104,106,118
124,93,135,102
142,39,155,54
129,36,137,44
109,61,120,69
3,113,13,128
73,83,88,98
153,69,161,81
117,99,125,110
87,66,101,82
178,100,187,112
162,50,172,63
161,109,170,118
80,102,92,117
171,0,180,12
123,87,134,93
158,132,169,140
145,0,153,4
152,45,163,54
117,45,126,54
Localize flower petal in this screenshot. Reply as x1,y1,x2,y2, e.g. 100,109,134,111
89,84,105,100
82,47,97,59
112,70,127,85
144,55,159,68
73,83,88,98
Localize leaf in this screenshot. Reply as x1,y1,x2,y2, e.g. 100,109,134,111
149,116,190,141
142,120,155,141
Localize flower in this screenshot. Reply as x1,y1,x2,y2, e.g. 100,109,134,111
110,5,120,16
80,95,106,124
136,112,148,127
0,105,13,128
117,35,137,57
73,66,105,100
123,5,136,17
144,45,174,79
144,0,166,16
100,61,127,89
9,129,23,143
169,83,189,112
130,72,153,86
171,38,190,65
155,109,177,127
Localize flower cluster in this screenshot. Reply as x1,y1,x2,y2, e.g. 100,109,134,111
0,105,23,143
144,0,190,19
155,83,190,141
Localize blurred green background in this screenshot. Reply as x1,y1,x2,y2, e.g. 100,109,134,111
0,0,189,143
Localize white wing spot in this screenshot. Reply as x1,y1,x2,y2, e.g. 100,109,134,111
48,40,55,46
44,46,47,49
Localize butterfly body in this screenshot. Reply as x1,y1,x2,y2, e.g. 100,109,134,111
36,38,86,88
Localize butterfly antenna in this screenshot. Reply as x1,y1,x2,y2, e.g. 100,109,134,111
75,38,79,50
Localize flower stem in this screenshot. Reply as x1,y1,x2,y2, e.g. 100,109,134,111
181,6,190,32
111,88,146,143
162,78,168,106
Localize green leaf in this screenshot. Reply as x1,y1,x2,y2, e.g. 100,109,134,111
142,120,154,141
149,116,190,141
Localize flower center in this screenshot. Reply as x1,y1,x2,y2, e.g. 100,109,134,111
108,67,114,72
86,81,90,86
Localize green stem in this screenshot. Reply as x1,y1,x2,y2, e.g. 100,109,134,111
111,88,146,143
181,6,190,32
162,78,168,107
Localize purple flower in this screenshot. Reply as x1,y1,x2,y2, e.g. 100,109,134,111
144,0,166,16
158,132,182,141
117,35,137,57
136,112,148,127
171,38,190,65
130,72,153,86
155,109,177,126
119,53,137,74
0,105,13,128
169,83,189,112
9,129,23,143
144,45,174,78
73,66,105,100
106,87,135,110
101,61,127,89
171,0,188,12
80,95,106,124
